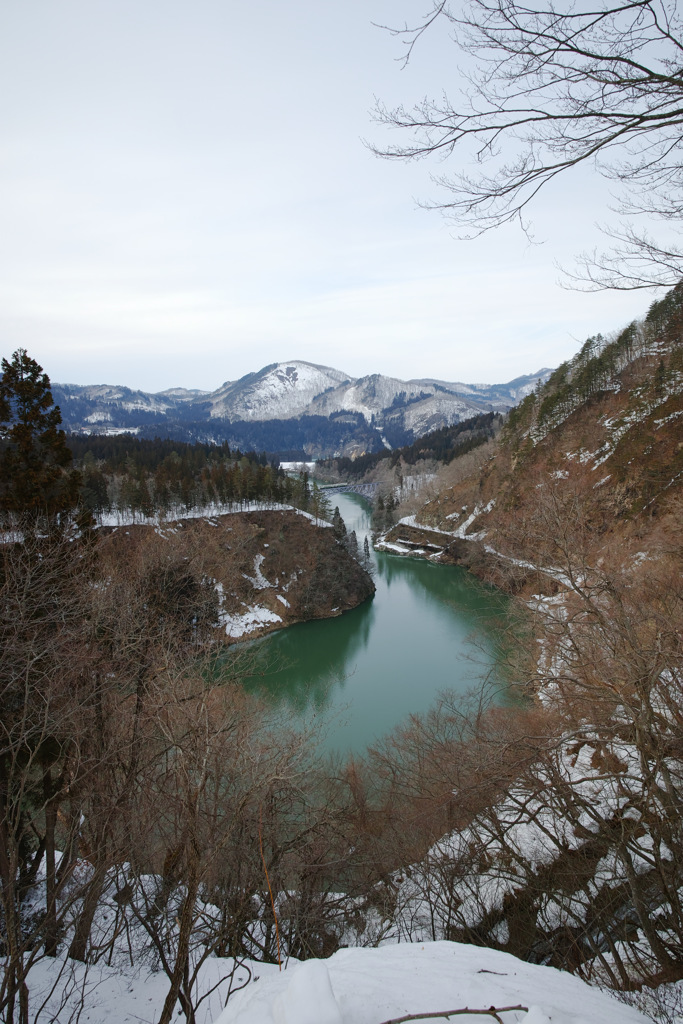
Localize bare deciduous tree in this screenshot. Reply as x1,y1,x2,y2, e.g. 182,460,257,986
373,0,683,289
0,533,93,1024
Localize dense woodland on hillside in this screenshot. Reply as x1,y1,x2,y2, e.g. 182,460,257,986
64,434,324,519
54,405,390,459
319,410,500,479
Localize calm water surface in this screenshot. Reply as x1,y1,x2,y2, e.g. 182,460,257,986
240,492,512,756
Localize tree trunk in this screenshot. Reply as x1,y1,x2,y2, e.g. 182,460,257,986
43,767,59,957
68,858,107,962
157,853,200,1024
0,778,28,1024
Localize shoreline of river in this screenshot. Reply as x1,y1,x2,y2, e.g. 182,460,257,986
237,492,513,756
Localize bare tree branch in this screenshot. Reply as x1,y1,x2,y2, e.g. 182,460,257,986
378,1006,528,1024
372,0,683,288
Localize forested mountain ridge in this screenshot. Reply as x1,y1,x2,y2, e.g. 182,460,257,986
67,435,308,518
51,360,551,457
318,410,502,481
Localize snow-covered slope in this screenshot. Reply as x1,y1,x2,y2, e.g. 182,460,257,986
55,363,551,426
306,369,551,426
53,382,179,415
53,362,552,449
215,941,648,1024
408,369,553,404
310,372,433,420
155,386,210,401
206,361,351,420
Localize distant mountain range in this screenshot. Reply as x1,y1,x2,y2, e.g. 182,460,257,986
53,360,552,458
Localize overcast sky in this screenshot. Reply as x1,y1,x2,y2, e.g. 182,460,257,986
0,0,656,393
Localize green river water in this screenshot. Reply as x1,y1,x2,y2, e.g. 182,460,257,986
241,492,513,756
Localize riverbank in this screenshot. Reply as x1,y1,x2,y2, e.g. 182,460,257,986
239,492,512,755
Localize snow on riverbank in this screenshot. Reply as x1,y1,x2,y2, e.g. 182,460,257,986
219,603,282,637
96,501,333,529
215,941,648,1024
374,502,496,557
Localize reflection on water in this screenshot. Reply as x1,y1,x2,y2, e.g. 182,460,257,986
231,492,513,755
242,598,376,714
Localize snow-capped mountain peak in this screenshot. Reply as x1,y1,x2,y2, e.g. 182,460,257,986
52,361,553,454
207,361,352,421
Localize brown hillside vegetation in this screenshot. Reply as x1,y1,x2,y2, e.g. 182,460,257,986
358,286,683,995
0,506,375,1022
98,508,375,644
383,283,683,593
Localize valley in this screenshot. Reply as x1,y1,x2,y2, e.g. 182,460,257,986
5,0,683,1017
239,492,512,755
3,283,683,1024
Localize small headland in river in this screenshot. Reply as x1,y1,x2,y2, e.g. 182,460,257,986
100,507,375,644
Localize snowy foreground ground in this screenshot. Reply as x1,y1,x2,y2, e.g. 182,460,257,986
215,942,649,1024
24,940,653,1023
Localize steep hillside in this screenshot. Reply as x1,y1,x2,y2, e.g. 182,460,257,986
380,283,683,583
99,508,375,644
365,286,683,994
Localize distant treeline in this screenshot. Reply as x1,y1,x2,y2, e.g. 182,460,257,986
321,412,501,479
65,410,503,515
66,434,312,516
60,411,389,459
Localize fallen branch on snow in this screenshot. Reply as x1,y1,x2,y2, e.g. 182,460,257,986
379,1006,528,1024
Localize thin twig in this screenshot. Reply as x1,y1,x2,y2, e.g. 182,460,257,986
379,1006,528,1024
258,804,282,971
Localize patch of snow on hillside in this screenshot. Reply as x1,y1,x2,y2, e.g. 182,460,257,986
655,409,683,427
483,546,573,587
220,604,282,638
242,553,271,589
453,503,486,538
213,579,283,638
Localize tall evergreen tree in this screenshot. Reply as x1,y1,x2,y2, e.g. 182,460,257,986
0,349,80,526
332,505,347,543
